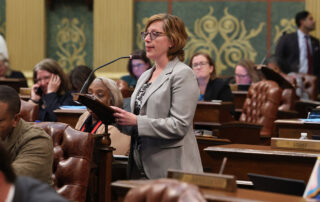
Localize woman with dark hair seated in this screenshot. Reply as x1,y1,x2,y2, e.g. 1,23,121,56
121,50,152,88
75,77,130,155
69,65,96,93
30,58,76,121
189,52,233,102
0,53,28,86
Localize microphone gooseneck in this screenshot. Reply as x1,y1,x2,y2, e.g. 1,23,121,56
79,55,131,94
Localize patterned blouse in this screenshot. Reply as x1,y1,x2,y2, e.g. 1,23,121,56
134,82,152,115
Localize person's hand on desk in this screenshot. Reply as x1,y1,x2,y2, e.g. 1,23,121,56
111,106,137,126
47,74,61,94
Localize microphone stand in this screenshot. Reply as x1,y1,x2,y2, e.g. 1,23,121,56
76,55,131,146
79,55,131,94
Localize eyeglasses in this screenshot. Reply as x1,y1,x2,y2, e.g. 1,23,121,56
132,63,146,68
192,61,209,68
141,31,166,40
235,73,249,78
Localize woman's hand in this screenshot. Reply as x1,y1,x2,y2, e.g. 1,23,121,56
111,106,137,126
31,83,41,101
47,74,61,94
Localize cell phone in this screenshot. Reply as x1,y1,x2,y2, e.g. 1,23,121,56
35,87,43,96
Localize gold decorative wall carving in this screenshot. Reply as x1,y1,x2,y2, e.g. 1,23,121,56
273,18,296,44
184,7,265,75
56,18,86,70
306,0,320,39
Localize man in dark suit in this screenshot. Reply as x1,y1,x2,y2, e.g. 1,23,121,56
275,11,320,78
0,143,67,202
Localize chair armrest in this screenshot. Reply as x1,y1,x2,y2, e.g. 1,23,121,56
218,121,262,145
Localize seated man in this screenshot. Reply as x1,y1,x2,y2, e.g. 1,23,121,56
0,85,53,185
0,143,67,202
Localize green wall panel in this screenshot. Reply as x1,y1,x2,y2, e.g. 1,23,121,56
0,0,5,37
46,2,93,72
271,2,305,53
173,2,267,76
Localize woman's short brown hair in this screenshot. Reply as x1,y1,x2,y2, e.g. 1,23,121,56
189,52,216,78
33,58,71,95
145,13,188,61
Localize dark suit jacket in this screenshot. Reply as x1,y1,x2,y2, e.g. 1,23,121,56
275,32,320,76
13,176,68,202
203,78,233,102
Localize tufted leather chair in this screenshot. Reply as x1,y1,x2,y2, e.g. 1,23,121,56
124,179,206,202
240,80,282,137
116,79,134,98
20,99,39,121
35,122,94,202
289,73,318,100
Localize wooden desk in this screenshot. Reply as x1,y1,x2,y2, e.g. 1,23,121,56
232,90,247,112
111,180,305,202
193,101,234,134
196,136,230,172
0,78,28,92
275,119,320,139
54,109,86,128
205,144,318,182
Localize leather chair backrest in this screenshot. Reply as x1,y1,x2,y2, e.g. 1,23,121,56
35,122,94,202
20,99,39,122
278,89,298,111
116,79,131,98
289,73,318,100
240,80,282,137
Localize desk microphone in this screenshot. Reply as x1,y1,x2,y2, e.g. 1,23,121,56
79,55,132,94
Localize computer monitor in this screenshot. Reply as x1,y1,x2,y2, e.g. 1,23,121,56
248,173,306,196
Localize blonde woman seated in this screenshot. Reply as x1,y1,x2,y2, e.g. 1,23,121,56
75,77,130,155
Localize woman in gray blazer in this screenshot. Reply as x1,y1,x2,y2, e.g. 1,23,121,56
112,13,203,179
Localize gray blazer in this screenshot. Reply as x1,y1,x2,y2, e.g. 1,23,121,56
129,57,203,179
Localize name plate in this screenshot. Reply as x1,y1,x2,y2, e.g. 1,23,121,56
271,137,320,152
167,169,237,192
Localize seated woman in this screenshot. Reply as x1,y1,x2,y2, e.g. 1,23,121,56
0,53,28,86
234,59,263,85
75,77,130,155
30,58,76,121
120,50,151,88
189,52,233,102
69,65,96,93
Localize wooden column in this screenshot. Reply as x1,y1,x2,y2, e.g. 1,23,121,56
94,0,133,79
6,0,46,84
306,0,320,38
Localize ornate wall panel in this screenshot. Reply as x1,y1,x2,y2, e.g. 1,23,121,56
6,0,45,76
134,0,305,76
46,2,93,72
0,0,5,37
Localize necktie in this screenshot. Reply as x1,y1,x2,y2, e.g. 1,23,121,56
305,35,312,74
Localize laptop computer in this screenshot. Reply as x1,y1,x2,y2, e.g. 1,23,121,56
248,173,306,196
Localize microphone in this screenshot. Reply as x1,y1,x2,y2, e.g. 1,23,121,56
79,55,132,94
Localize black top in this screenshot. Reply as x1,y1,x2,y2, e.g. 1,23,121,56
203,78,233,102
38,91,76,121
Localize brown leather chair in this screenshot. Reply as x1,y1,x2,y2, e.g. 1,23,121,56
116,79,133,98
240,80,282,137
124,179,206,202
219,80,282,144
20,99,39,121
35,122,94,202
289,73,318,100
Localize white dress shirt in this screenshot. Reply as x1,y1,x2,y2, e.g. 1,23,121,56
5,185,15,202
297,29,312,73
